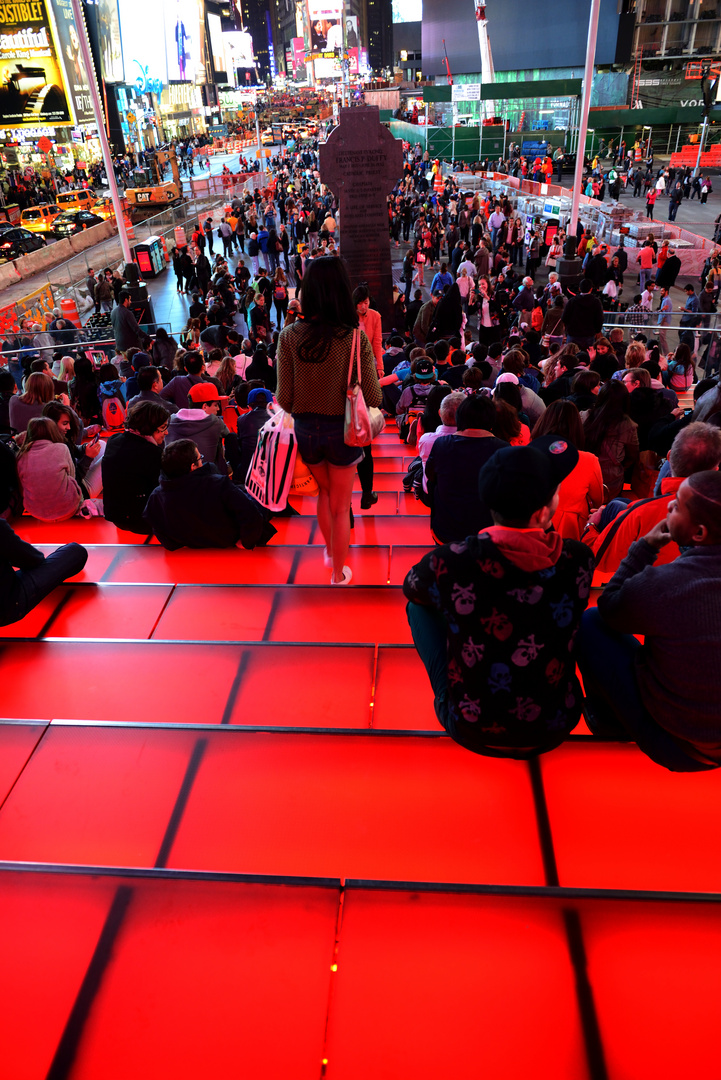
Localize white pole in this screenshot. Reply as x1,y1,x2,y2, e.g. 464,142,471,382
569,0,602,239
502,101,507,163
694,115,709,178
69,0,132,263
255,111,265,181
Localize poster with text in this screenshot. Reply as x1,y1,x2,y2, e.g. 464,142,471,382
50,0,96,124
0,0,71,126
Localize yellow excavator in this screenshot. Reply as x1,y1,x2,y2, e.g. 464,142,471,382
125,146,183,217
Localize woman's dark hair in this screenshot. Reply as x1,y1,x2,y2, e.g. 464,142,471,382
420,383,453,434
126,400,169,436
532,399,585,450
155,327,169,343
0,369,16,393
455,393,496,432
462,366,483,390
493,399,521,442
20,372,54,405
97,362,119,383
299,256,357,328
234,379,264,408
17,416,65,458
352,284,369,305
583,380,630,454
42,400,80,442
571,369,601,397
672,342,693,373
494,380,523,413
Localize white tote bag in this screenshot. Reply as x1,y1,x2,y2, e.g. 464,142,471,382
245,405,298,511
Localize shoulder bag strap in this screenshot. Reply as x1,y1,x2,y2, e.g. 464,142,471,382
356,325,362,386
347,329,357,388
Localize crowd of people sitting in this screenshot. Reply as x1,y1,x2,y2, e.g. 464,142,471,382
1,144,720,775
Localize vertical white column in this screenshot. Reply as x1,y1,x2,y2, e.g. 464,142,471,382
569,0,602,240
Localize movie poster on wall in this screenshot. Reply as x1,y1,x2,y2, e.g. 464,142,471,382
50,0,96,124
0,0,72,126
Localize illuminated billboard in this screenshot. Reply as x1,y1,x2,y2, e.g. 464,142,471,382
207,11,225,75
224,30,254,68
118,0,167,91
305,0,343,56
0,0,72,126
96,0,124,83
50,0,95,124
392,0,421,22
164,0,205,84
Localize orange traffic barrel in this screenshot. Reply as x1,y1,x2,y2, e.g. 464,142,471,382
60,296,81,328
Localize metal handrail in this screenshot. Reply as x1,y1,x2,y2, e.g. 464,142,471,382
0,329,176,358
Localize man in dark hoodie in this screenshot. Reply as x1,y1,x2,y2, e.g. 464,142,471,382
143,439,275,550
166,382,230,474
404,436,594,758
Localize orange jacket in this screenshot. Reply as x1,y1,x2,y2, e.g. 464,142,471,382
583,476,683,578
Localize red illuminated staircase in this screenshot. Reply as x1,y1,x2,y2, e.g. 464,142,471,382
1,420,719,1079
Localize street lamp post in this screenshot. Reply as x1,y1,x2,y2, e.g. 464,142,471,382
69,0,133,265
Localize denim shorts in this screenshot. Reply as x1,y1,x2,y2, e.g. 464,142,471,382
293,412,363,468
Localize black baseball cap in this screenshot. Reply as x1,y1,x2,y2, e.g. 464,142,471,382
414,358,436,381
478,434,579,520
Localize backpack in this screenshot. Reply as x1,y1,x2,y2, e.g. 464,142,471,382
274,284,287,300
98,380,126,431
401,384,432,445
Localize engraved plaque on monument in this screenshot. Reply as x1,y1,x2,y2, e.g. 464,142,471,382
319,105,403,328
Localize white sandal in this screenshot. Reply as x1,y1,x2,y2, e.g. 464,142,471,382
330,565,352,585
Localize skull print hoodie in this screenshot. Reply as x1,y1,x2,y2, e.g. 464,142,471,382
403,529,594,754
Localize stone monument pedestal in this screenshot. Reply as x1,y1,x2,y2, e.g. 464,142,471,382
319,106,403,329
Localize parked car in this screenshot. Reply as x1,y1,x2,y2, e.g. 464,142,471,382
0,227,47,260
20,204,61,234
52,210,104,237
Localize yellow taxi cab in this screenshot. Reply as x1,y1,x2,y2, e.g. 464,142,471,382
90,196,115,221
20,204,61,234
55,189,95,213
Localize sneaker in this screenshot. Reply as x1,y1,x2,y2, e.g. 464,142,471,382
330,565,352,585
360,491,379,509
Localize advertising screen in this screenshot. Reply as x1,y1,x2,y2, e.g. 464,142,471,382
50,0,95,124
422,0,620,76
291,36,307,81
207,12,225,75
0,0,72,126
223,30,254,68
313,55,341,78
309,18,343,53
118,0,167,91
96,0,124,83
392,0,421,22
164,0,205,84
